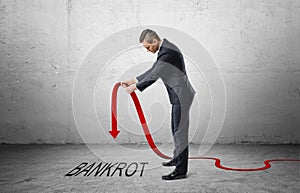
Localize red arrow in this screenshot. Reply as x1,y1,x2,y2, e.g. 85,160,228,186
109,82,121,138
109,129,120,139
110,82,300,171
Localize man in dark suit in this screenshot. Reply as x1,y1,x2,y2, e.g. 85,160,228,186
122,29,195,180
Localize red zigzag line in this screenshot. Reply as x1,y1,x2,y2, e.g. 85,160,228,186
111,82,300,171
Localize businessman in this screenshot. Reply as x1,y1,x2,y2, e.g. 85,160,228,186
122,29,195,180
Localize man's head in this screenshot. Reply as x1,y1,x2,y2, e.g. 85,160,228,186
139,29,161,53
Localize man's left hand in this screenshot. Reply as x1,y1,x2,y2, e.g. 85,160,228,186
126,85,137,94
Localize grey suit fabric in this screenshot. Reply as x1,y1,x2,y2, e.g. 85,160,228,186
136,39,195,104
136,39,195,173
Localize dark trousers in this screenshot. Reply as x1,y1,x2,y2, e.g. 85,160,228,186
171,103,191,174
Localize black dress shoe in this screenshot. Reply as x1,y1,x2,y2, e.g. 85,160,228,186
162,160,176,167
162,170,187,180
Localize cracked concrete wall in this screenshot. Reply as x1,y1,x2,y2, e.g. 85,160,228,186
0,0,299,144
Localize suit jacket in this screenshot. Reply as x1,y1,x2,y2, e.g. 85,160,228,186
136,39,195,104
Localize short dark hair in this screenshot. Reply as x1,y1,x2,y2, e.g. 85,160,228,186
139,29,161,43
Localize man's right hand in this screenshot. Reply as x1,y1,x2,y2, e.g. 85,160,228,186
121,79,137,88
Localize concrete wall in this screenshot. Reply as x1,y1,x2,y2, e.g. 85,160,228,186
0,0,299,144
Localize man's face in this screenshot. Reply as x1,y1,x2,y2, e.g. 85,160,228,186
142,39,159,54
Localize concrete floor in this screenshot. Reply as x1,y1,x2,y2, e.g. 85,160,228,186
0,144,299,193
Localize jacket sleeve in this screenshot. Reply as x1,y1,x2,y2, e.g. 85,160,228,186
136,53,169,92
136,66,153,82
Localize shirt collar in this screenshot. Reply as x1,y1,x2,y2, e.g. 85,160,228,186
158,39,164,52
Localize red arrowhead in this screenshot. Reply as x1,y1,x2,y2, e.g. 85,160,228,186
110,82,122,139
109,130,120,139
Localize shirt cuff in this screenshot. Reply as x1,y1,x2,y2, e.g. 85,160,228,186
134,78,139,83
